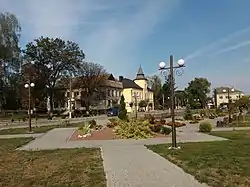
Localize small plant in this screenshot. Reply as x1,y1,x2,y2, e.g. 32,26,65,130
118,95,128,120
78,124,91,135
61,120,70,126
95,124,103,130
189,120,199,124
107,118,119,128
150,124,163,133
144,114,155,124
161,126,172,135
184,104,193,120
89,119,97,128
166,121,186,127
160,117,166,125
199,121,212,133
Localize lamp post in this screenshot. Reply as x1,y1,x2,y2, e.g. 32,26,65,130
24,80,35,132
159,55,185,149
132,92,138,119
223,87,234,123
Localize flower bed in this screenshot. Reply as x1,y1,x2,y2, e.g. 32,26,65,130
69,118,169,141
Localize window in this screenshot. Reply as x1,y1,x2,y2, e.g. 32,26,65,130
108,90,110,96
226,96,228,99
67,92,70,97
219,96,223,99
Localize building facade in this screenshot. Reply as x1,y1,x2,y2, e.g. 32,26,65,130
215,87,244,108
63,66,154,113
120,66,154,113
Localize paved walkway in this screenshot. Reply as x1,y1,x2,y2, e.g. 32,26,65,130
17,127,227,187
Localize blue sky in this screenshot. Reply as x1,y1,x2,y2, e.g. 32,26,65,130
1,0,250,93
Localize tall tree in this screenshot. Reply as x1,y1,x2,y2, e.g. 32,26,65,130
23,37,85,112
0,12,22,111
147,75,162,108
73,62,107,111
186,77,211,109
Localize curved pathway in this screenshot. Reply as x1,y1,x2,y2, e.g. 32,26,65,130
17,127,226,187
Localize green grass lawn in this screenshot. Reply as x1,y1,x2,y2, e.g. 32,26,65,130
0,138,106,187
0,121,90,135
147,130,250,187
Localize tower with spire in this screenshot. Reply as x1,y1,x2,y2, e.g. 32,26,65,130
134,65,147,80
134,65,148,100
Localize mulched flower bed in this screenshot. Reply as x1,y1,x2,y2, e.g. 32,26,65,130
69,127,167,141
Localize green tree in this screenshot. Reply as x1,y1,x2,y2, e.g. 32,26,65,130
118,95,127,120
138,99,148,110
147,75,162,108
186,77,211,109
73,62,107,111
0,12,22,111
235,96,250,111
23,37,85,112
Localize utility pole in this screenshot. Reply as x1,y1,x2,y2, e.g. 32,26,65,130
69,77,72,119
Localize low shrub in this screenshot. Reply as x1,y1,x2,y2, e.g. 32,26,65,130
89,119,97,128
166,121,186,128
150,124,163,133
145,114,155,124
114,120,155,139
189,120,199,124
161,126,172,135
199,121,212,133
107,118,120,128
160,118,166,125
78,124,91,135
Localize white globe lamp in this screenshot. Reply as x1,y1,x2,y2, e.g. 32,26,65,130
159,61,166,69
30,83,35,87
177,59,185,66
24,84,29,88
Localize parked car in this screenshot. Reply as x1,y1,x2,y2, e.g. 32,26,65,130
106,107,119,117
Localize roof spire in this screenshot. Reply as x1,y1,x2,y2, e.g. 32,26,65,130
135,65,147,80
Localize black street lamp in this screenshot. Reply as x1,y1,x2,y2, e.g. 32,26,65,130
24,80,35,132
159,55,185,149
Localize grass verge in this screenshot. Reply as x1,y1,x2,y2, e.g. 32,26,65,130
0,138,106,187
0,121,91,135
147,130,250,187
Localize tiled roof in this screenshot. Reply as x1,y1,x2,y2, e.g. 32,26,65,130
122,78,143,90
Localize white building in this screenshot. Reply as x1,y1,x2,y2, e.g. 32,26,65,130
215,87,244,108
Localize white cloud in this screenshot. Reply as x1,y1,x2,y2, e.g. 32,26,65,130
0,0,179,78
212,40,250,56
185,26,250,61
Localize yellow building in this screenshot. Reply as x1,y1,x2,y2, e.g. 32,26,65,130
120,66,154,113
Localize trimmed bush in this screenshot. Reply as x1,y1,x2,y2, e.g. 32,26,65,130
161,126,172,135
114,120,155,139
199,121,212,133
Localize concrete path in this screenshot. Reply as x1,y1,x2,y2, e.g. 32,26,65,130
102,145,208,187
0,133,44,139
18,128,227,186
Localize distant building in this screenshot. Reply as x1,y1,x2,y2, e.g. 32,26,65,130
120,65,154,113
62,66,154,113
215,87,244,108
